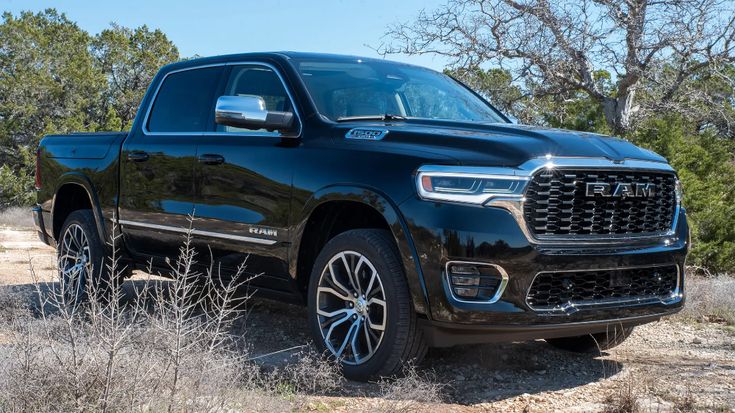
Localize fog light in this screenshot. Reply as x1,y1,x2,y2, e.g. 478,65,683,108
446,261,508,302
449,264,480,275
451,275,480,286
454,287,479,297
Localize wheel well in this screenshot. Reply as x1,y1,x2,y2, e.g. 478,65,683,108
296,201,392,294
52,184,93,239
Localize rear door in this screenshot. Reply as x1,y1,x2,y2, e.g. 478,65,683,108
119,65,224,261
192,63,301,291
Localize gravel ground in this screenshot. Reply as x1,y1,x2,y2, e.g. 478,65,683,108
1,226,734,412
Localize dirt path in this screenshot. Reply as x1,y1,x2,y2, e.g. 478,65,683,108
1,227,733,412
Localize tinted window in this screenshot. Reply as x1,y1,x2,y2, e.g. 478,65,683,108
293,59,505,123
147,66,223,132
216,65,292,133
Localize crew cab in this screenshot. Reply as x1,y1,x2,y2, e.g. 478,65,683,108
33,52,688,380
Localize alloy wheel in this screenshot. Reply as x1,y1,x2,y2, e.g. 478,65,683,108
58,223,91,303
316,251,387,365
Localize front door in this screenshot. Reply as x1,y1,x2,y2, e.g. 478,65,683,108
119,65,224,263
192,63,300,291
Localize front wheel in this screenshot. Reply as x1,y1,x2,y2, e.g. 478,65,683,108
307,229,427,381
545,326,635,353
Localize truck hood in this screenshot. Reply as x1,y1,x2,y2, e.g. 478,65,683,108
336,120,667,166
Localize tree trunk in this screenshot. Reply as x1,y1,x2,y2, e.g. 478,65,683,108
602,89,636,136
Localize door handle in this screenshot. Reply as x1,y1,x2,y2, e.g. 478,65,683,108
127,151,149,162
198,154,225,165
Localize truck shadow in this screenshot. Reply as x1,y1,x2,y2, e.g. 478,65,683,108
1,279,623,405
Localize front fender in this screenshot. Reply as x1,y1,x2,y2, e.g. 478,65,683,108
290,185,431,317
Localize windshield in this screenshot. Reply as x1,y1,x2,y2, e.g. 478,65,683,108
291,58,507,123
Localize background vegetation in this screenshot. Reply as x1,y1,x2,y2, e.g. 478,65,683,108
1,5,734,272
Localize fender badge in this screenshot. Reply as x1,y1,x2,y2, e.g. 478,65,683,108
345,128,388,141
249,226,278,237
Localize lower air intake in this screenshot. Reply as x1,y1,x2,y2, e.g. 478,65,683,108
526,265,679,311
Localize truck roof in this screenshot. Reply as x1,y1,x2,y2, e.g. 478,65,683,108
160,51,420,73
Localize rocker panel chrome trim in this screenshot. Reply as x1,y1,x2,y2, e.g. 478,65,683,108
118,219,278,245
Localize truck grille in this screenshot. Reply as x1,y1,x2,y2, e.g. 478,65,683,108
523,169,677,238
526,266,679,311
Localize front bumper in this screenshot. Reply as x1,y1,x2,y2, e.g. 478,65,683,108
399,197,689,333
419,312,671,347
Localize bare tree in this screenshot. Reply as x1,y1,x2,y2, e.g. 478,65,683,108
382,0,735,134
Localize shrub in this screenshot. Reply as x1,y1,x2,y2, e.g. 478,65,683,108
0,146,35,209
630,116,735,273
0,222,296,413
279,349,343,395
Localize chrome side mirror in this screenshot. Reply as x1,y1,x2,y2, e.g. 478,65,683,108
214,95,294,132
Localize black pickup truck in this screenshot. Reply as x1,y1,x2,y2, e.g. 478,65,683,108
33,52,688,380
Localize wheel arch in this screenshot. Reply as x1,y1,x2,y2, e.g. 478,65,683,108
51,173,107,243
291,185,430,316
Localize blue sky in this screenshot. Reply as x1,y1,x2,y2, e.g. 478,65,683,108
1,0,452,70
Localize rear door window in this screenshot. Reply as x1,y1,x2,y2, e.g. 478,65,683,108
147,66,224,133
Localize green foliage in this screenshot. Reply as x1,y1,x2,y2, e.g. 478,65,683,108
0,9,179,207
0,9,104,149
540,93,610,134
92,24,179,130
0,146,35,208
630,117,735,272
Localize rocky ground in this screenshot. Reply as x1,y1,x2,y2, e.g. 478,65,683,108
1,224,733,412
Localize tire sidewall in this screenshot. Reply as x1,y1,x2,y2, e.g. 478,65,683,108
58,210,107,303
307,230,409,380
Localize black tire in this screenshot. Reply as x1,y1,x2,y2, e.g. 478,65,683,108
57,210,112,306
545,325,634,353
307,229,427,381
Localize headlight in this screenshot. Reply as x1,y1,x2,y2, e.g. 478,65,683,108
675,178,683,205
416,166,529,205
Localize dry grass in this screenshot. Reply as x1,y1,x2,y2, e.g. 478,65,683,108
0,220,346,413
602,371,653,413
0,207,33,229
678,272,735,325
278,349,343,395
373,364,443,413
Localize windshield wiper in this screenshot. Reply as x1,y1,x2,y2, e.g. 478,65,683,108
336,113,407,122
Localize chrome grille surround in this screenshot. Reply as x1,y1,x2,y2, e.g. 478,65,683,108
523,169,678,239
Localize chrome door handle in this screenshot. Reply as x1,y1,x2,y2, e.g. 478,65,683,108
127,151,149,162
198,154,225,165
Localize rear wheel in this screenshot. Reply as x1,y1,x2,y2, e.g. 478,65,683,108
307,229,427,381
545,326,635,353
57,210,111,307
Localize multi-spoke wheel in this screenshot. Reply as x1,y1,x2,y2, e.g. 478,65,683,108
58,222,92,304
316,251,387,365
307,229,427,381
56,210,110,305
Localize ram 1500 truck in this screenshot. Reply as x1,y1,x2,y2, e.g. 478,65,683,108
33,52,688,380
